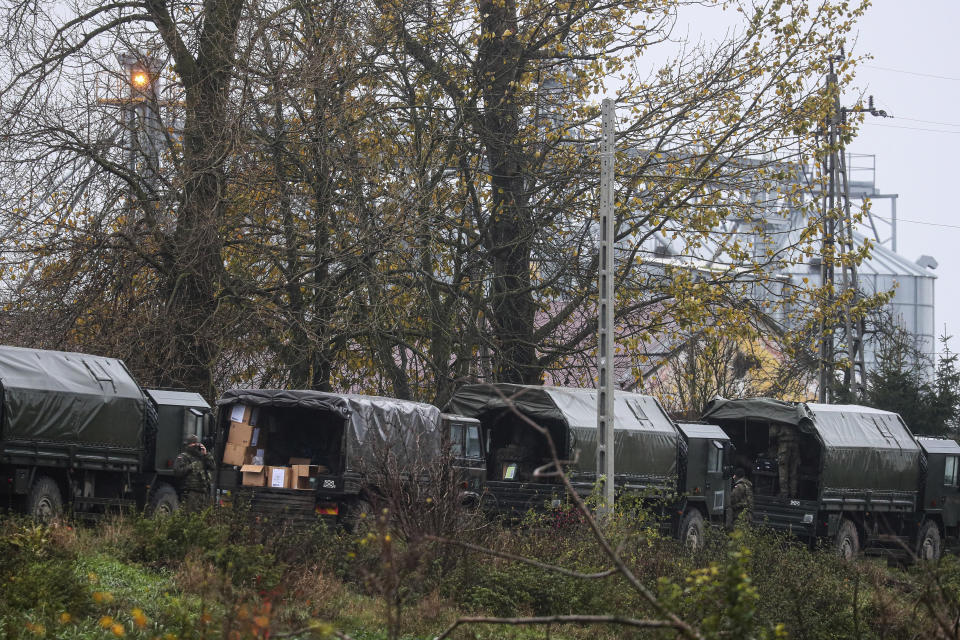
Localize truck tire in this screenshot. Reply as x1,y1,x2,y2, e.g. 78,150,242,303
835,518,859,560
26,476,62,522
680,509,705,551
343,498,373,533
148,483,180,517
916,520,942,562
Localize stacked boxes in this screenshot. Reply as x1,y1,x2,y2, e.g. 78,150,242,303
224,404,325,491
222,404,265,466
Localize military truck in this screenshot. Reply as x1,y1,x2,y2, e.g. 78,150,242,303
214,389,485,526
701,397,960,560
445,384,731,544
0,345,212,518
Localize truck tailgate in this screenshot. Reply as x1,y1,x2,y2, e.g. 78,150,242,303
752,496,820,539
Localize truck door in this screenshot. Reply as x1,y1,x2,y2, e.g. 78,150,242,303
706,440,726,516
449,419,485,505
943,453,960,528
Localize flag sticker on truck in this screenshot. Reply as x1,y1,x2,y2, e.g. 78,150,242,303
323,480,335,489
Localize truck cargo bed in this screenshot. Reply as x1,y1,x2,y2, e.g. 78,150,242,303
228,487,330,526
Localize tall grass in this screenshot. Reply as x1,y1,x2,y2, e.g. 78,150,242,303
0,508,955,639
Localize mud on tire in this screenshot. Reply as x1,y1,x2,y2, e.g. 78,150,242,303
680,508,705,551
148,483,180,517
916,520,942,562
835,518,860,560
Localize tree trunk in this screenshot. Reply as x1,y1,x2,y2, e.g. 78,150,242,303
478,0,539,384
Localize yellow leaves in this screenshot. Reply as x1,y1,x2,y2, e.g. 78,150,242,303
24,622,45,636
132,608,148,629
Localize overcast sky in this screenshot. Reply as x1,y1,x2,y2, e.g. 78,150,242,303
663,2,960,353
847,2,960,347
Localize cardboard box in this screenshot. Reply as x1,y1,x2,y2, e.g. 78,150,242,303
241,464,266,487
267,466,290,489
222,442,248,466
291,464,319,490
289,457,311,466
227,423,264,448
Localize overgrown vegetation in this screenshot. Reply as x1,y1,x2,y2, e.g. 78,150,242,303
1,508,957,639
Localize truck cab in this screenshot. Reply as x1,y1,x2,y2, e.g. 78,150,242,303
445,414,485,507
676,423,731,522
916,436,960,557
146,389,212,477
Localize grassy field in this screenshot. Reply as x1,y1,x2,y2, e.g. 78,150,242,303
1,506,957,640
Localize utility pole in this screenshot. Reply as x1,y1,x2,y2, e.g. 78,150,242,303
597,98,616,513
818,51,890,403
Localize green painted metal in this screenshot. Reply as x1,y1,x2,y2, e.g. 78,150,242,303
0,345,146,450
702,397,921,495
446,384,679,482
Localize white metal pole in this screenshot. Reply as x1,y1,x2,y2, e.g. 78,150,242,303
597,98,616,513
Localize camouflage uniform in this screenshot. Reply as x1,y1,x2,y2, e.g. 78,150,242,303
730,477,754,525
174,444,215,511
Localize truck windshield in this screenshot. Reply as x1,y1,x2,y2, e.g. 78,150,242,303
466,425,482,458
450,424,465,456
708,440,723,473
946,456,958,487
184,408,205,440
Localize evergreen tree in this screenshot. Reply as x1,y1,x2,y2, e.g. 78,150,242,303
864,324,959,436
927,334,960,435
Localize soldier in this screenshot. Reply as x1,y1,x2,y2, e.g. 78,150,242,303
771,423,800,498
174,434,215,511
729,467,754,526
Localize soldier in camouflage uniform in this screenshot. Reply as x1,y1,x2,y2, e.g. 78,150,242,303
174,434,215,511
729,467,754,527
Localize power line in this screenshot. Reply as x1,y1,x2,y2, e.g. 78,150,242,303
895,116,960,128
865,64,960,82
868,214,960,231
862,122,960,135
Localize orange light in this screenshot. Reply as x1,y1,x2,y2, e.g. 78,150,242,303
131,71,149,87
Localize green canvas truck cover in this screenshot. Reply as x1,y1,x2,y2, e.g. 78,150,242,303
0,345,146,448
446,384,679,478
702,398,921,493
217,389,444,469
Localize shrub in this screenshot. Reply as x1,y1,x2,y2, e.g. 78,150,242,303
0,521,91,620
130,509,224,566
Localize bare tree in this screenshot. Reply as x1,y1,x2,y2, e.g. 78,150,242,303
0,0,248,395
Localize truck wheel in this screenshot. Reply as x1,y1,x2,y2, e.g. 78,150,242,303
680,509,705,551
916,521,942,562
26,476,62,522
148,483,180,517
343,499,373,533
835,518,859,560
